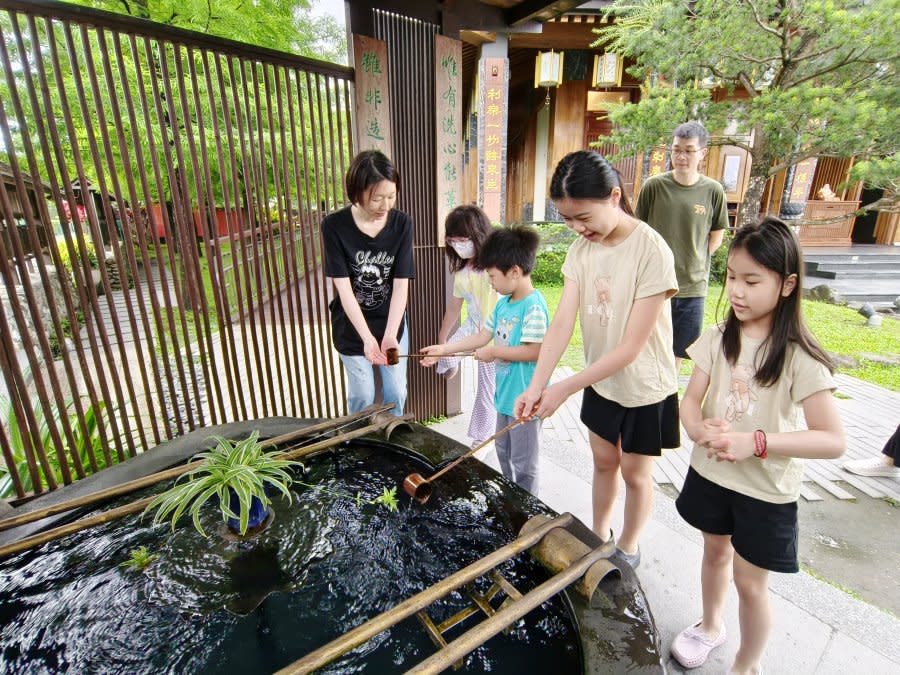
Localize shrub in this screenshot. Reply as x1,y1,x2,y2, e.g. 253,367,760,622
710,228,733,285
531,222,575,286
532,246,568,285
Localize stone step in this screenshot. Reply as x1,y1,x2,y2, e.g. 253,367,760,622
815,261,900,271
809,269,900,280
805,254,900,264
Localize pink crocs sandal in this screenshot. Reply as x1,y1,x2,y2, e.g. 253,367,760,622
671,620,726,669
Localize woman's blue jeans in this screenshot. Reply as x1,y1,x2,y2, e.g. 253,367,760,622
339,325,408,416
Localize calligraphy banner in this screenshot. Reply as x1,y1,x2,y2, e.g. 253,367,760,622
788,156,819,203
435,35,462,244
479,57,507,223
353,34,392,156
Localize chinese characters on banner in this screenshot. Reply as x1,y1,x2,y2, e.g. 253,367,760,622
788,156,819,203
435,36,462,244
352,35,392,156
646,144,669,180
479,57,507,222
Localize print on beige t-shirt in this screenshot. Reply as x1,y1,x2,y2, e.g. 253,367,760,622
686,326,836,503
561,222,678,408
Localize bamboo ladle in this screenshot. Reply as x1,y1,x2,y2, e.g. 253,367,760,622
385,348,474,365
402,417,528,504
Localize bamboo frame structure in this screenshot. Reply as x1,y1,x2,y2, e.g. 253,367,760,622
275,513,578,675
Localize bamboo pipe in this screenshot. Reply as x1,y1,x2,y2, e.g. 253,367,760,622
0,404,393,534
275,513,575,675
0,418,395,559
406,541,614,674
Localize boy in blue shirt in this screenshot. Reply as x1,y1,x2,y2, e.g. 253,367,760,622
422,226,549,493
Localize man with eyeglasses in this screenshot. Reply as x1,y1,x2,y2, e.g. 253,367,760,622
635,121,728,371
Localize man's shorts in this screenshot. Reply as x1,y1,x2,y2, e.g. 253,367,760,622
671,296,705,359
676,466,799,573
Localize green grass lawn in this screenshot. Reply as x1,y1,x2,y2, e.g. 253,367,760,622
535,283,900,391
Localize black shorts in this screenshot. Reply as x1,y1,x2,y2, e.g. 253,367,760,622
676,466,799,573
579,387,680,456
671,296,705,359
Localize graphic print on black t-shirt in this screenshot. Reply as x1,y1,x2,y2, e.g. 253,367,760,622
352,249,394,310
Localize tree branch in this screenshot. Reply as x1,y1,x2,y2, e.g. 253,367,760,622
710,138,755,154
740,0,784,40
787,48,871,88
768,147,827,175
737,71,759,97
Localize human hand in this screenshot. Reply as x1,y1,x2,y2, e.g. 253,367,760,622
514,385,544,420
532,382,571,421
709,431,755,463
381,334,399,355
692,418,729,457
474,345,496,363
364,335,387,365
419,344,444,368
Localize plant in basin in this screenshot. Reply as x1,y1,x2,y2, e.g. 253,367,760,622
146,431,298,537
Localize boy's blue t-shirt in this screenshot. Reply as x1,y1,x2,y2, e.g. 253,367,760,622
484,290,549,416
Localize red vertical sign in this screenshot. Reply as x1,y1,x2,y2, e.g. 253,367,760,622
479,58,506,223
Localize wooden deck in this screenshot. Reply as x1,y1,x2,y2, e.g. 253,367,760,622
541,367,900,503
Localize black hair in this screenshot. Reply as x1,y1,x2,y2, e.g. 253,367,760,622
673,121,709,147
478,225,540,275
444,205,494,273
720,216,833,386
345,150,399,204
549,150,635,216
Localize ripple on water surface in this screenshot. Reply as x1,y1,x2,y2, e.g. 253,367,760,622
0,445,581,674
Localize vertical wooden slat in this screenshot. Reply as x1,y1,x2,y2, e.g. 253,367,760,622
0,2,352,497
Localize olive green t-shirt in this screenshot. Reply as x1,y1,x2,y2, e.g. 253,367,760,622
686,326,836,503
635,172,728,298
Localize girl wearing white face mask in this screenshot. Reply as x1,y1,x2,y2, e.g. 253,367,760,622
433,205,499,446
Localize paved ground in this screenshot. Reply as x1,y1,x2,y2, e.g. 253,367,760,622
430,360,900,674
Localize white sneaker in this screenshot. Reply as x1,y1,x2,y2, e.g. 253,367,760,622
843,456,900,478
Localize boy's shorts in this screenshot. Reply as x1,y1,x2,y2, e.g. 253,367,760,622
676,466,799,573
671,296,705,359
580,387,680,456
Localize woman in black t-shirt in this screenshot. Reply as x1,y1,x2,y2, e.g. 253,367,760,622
322,150,415,416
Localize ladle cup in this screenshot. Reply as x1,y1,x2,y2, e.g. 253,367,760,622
402,417,528,504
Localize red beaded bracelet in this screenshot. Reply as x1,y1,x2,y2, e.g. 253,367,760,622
753,429,768,459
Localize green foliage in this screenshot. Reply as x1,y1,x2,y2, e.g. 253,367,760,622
372,487,399,512
65,0,346,62
420,415,447,426
55,236,99,285
532,247,567,285
709,228,732,285
296,481,399,512
532,223,576,286
0,4,350,224
0,388,117,499
145,431,298,536
596,0,900,221
120,545,158,572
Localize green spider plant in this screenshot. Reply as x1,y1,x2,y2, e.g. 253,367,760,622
145,431,299,537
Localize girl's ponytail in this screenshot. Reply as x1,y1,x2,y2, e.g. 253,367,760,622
613,167,635,217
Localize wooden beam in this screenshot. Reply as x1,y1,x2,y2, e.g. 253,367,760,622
505,0,585,27
507,20,601,49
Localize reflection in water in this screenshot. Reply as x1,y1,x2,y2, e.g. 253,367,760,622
0,444,598,673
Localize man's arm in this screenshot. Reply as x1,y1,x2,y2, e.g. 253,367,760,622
708,228,725,254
